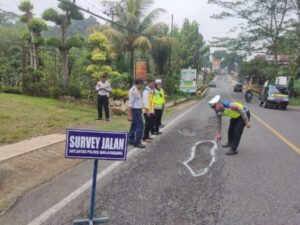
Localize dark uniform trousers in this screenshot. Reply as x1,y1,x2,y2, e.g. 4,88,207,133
228,111,250,150
143,113,155,139
97,95,109,120
154,109,163,133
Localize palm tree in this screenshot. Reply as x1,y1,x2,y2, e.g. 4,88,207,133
101,0,167,76
150,23,173,76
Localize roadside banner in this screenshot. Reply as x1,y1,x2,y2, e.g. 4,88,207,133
134,59,148,80
180,69,197,93
66,129,128,225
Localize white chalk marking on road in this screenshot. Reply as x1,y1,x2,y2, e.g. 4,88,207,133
182,141,218,177
27,102,201,225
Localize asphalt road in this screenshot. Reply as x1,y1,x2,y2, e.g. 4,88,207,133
1,75,300,225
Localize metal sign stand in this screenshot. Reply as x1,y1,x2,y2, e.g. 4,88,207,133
73,159,109,225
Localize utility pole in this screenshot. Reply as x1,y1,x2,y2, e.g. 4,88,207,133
168,14,174,72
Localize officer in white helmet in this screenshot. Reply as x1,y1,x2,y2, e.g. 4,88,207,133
208,95,251,155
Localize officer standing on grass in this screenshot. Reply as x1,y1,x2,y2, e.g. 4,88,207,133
95,73,112,121
208,95,252,155
128,79,145,148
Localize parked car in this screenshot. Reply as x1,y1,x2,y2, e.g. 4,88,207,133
233,83,243,92
209,81,217,88
259,85,289,110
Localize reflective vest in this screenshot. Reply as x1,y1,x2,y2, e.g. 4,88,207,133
143,87,155,113
220,101,247,119
154,88,165,109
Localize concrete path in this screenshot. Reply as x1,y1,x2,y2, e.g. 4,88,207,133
0,134,65,162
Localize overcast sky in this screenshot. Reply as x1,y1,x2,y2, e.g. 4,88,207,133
0,0,240,41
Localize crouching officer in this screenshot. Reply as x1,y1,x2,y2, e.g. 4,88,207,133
208,95,251,155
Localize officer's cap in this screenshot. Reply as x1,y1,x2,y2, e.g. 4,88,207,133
208,95,221,108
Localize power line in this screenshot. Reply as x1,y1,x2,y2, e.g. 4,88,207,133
57,0,156,41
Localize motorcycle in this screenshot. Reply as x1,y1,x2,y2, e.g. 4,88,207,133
245,90,253,103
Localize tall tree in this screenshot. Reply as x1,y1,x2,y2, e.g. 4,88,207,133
42,0,84,89
209,0,294,65
171,19,206,73
212,50,227,60
19,1,47,70
101,0,166,75
150,23,173,76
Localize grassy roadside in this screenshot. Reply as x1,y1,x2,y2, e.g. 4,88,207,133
290,97,300,106
0,93,199,145
0,93,129,145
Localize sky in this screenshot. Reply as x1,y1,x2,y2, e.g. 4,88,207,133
0,0,241,41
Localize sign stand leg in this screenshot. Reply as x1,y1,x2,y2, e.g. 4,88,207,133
73,160,109,225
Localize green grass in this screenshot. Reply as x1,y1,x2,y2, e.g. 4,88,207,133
167,94,188,102
290,97,300,106
0,93,130,144
0,93,188,145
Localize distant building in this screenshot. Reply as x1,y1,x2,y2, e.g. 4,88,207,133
212,58,221,72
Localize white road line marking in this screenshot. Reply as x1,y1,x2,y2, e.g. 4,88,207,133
182,141,218,177
27,102,201,225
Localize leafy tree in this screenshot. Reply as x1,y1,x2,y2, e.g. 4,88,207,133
212,50,227,60
209,0,294,65
221,52,244,72
18,0,47,69
239,58,277,82
86,32,120,81
171,19,207,73
0,9,18,26
43,16,100,38
150,23,173,76
42,0,84,89
101,0,166,75
0,44,22,86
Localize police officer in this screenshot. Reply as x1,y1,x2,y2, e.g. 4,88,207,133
128,79,145,148
153,79,165,135
208,95,252,155
142,79,155,143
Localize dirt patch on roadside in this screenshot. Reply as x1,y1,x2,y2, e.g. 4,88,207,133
0,142,82,215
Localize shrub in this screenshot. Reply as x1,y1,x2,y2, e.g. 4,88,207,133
111,73,131,90
23,68,48,96
1,86,23,95
66,85,81,99
50,84,64,99
27,82,49,97
164,72,180,95
111,88,128,100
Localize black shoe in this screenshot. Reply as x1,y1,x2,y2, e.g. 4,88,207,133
134,143,146,148
153,132,162,135
225,148,238,155
106,118,110,121
222,143,231,148
95,118,102,121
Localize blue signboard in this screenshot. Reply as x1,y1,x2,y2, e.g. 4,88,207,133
66,129,128,160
